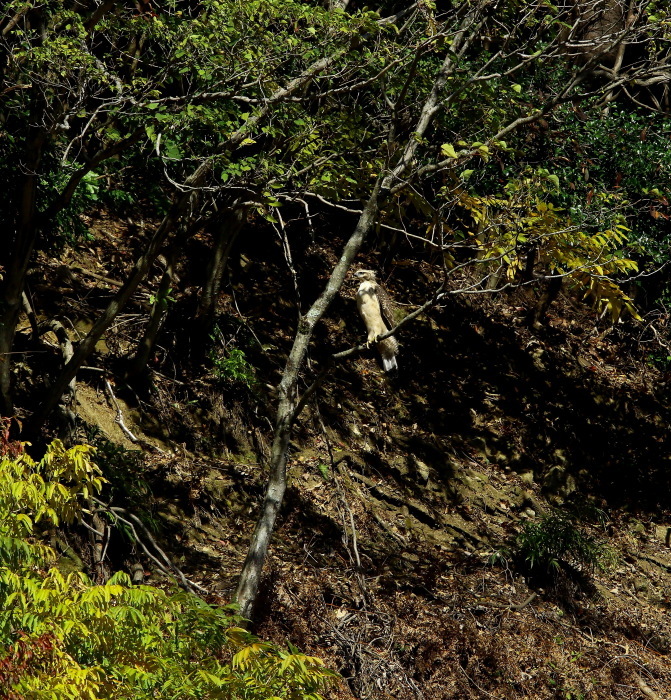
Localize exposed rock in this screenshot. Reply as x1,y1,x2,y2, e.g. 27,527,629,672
542,465,576,500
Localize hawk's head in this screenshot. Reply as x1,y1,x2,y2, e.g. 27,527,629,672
354,269,377,282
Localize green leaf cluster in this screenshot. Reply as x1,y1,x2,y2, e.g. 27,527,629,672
0,439,337,698
209,326,258,388
516,510,614,576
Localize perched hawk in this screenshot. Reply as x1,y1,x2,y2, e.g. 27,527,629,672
354,269,398,372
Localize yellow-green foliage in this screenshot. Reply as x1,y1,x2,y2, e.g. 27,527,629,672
0,440,337,699
455,170,641,321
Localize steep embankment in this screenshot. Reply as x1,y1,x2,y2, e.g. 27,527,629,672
19,220,671,699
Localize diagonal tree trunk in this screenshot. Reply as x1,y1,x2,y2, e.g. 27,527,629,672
0,130,143,416
33,52,347,428
198,207,247,322
234,3,487,619
125,249,177,380
33,182,203,428
234,178,384,619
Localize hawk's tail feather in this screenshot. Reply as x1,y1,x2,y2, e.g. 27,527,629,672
378,336,398,373
381,355,398,372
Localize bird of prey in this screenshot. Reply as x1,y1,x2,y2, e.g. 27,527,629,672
354,269,398,372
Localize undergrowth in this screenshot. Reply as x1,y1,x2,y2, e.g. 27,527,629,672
0,421,337,699
516,509,615,577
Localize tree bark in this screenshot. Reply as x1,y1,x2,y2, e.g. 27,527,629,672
235,178,384,619
0,131,45,416
40,320,77,445
530,276,563,329
0,131,141,417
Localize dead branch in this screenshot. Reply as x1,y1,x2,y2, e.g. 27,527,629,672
92,497,207,595
637,676,663,700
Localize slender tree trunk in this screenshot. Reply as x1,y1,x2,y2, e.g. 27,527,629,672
32,177,205,428
125,250,176,379
0,304,21,415
199,208,246,321
524,245,538,282
0,132,44,415
40,320,77,445
486,267,505,291
530,276,563,329
0,130,141,417
0,274,26,415
235,179,384,619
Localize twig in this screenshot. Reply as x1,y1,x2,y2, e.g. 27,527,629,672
457,663,504,699
80,519,105,538
314,401,370,600
272,208,302,317
508,592,537,611
103,378,140,443
102,377,166,453
318,604,425,699
93,497,207,595
90,510,109,582
334,463,363,572
21,291,40,340
100,524,111,563
151,369,188,386
70,265,123,287
112,506,207,593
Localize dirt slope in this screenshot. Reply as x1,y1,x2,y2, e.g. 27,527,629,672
18,221,671,699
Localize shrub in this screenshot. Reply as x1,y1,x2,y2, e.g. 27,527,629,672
209,326,258,388
0,432,337,699
516,510,614,576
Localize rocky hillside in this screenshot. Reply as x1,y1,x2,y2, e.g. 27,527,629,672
15,214,671,699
